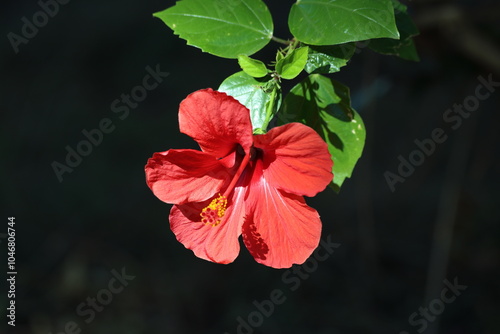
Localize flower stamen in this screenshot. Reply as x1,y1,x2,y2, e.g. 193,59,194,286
200,149,254,227
222,149,253,198
200,194,227,227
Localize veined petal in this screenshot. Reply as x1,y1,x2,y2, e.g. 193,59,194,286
254,122,333,197
145,149,229,205
243,161,322,268
169,187,246,264
179,89,254,158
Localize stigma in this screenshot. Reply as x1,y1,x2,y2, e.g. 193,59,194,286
200,194,227,227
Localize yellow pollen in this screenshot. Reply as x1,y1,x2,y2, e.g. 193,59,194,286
200,194,227,227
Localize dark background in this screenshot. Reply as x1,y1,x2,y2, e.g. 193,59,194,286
1,0,499,333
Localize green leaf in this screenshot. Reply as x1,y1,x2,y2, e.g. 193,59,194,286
305,43,356,74
276,49,285,63
154,0,273,59
276,47,309,80
368,0,420,61
280,74,366,191
219,71,273,132
237,55,268,78
288,0,399,45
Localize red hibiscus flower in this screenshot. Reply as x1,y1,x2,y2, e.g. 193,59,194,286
145,88,333,268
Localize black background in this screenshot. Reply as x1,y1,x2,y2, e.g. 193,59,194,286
1,0,499,333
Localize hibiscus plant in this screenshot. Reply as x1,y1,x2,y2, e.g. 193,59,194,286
145,0,418,268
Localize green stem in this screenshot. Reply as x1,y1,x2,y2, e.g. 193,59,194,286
271,36,291,45
261,85,279,131
283,39,300,57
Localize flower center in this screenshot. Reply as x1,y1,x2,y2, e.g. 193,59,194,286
200,194,227,226
200,147,255,227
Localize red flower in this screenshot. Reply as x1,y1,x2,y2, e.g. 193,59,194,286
145,89,333,268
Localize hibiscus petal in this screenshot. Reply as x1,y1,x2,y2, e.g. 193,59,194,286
145,149,229,205
179,89,254,158
169,187,246,264
243,165,322,268
253,122,333,197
